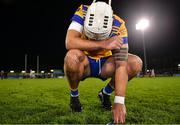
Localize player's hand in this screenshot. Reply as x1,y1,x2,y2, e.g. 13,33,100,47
101,36,123,50
112,103,126,124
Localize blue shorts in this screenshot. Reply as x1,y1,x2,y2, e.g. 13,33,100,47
88,56,110,81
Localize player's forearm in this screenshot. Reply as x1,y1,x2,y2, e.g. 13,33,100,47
114,63,128,97
66,37,103,51
66,30,105,51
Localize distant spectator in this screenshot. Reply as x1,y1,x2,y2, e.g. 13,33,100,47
30,70,35,78
1,70,4,80
151,69,155,77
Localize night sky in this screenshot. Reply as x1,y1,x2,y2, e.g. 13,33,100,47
0,0,180,72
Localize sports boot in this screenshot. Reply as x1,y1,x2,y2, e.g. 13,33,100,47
98,89,112,110
70,96,83,112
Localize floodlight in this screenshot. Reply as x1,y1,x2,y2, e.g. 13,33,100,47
136,19,150,31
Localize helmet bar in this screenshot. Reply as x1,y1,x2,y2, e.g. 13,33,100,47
93,0,112,6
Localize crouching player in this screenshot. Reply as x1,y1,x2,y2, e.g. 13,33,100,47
64,0,142,123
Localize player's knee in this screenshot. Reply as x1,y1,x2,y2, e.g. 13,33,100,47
131,55,142,74
64,49,85,72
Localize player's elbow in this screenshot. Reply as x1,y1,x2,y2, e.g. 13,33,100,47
65,31,80,50
65,37,73,50
65,40,70,50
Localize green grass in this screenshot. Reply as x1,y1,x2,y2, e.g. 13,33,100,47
0,77,180,124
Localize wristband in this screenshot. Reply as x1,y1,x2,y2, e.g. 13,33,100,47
114,96,125,104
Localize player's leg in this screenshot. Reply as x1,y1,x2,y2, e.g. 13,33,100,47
98,54,142,109
100,54,142,80
64,49,90,112
98,57,115,110
127,54,143,80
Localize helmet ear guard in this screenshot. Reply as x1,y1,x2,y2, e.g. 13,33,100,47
84,0,113,40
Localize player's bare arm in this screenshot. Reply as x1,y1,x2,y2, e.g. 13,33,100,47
112,44,128,123
66,30,123,51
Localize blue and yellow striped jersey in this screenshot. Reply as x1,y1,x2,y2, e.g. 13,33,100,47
71,4,128,60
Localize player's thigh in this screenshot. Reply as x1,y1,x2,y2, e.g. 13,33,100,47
100,56,115,78
64,49,91,78
100,54,142,79
82,56,91,79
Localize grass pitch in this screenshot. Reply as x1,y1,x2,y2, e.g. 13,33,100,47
0,77,180,124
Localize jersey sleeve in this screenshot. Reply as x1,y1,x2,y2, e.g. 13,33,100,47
119,21,128,44
71,5,88,26
111,15,128,44
68,21,83,33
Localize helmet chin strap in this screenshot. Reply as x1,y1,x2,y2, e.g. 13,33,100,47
93,0,112,5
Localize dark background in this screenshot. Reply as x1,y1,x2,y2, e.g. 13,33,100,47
0,0,179,73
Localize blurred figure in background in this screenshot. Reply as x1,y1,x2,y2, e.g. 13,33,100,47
1,70,4,80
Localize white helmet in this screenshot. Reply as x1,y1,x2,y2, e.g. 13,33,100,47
84,0,113,40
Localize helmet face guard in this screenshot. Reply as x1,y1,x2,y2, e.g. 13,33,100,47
84,0,113,41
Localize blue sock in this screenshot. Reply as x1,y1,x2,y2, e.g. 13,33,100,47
103,84,114,95
70,90,79,97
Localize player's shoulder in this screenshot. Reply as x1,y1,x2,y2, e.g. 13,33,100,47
113,14,125,24
77,4,89,12
74,4,89,18
71,4,89,25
